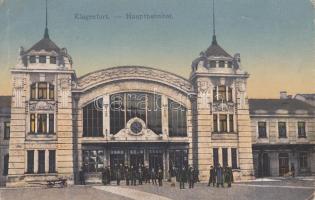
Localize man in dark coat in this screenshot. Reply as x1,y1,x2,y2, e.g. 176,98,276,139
151,168,157,185
116,164,123,185
144,166,150,184
225,166,233,187
130,165,136,186
138,164,143,185
193,167,199,183
125,166,130,186
187,166,194,189
157,167,163,186
208,165,216,187
106,167,111,185
79,166,86,185
216,164,224,188
102,167,106,185
179,167,187,189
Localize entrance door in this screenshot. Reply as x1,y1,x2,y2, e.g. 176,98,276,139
279,153,289,176
258,152,270,177
129,149,144,168
169,150,188,177
149,153,163,171
110,150,125,180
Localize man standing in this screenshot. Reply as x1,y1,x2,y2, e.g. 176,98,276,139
130,165,136,186
179,167,187,189
225,166,233,187
216,164,224,188
208,165,216,187
151,168,157,185
79,166,85,185
158,167,163,186
116,164,123,185
102,167,106,185
138,164,143,185
188,166,194,189
125,165,130,186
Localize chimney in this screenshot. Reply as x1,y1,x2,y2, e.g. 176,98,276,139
280,91,288,99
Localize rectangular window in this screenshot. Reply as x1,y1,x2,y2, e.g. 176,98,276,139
168,99,187,137
49,84,54,100
219,61,225,68
27,150,34,173
222,148,228,167
38,82,47,99
298,122,306,138
49,150,56,173
50,56,57,64
37,114,47,134
213,87,217,102
278,122,287,138
213,114,218,132
299,152,308,169
4,122,10,140
38,150,45,174
219,114,228,132
82,150,104,173
3,154,9,176
29,56,36,63
218,86,227,101
39,56,46,63
213,148,218,167
49,114,54,134
228,87,233,102
109,94,124,135
147,94,162,134
229,115,234,132
31,83,36,99
83,99,103,137
258,122,267,138
231,148,238,169
30,114,36,133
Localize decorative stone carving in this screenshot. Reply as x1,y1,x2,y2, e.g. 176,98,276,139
213,102,235,112
75,66,193,93
29,101,55,111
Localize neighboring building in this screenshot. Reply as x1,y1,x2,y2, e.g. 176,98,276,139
0,96,11,187
250,97,315,177
0,11,314,188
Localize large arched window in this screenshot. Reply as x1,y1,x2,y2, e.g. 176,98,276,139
83,99,103,137
110,92,162,134
168,99,187,137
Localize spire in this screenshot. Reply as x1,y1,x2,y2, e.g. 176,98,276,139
211,0,217,45
44,0,49,38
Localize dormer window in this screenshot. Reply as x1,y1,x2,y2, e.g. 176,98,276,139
210,60,216,68
29,56,36,63
30,82,55,100
213,85,233,102
50,56,56,64
39,56,46,63
219,61,225,68
228,61,232,68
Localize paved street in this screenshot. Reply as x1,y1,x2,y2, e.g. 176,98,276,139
0,178,314,200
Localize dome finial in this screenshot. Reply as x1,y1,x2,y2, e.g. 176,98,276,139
211,0,217,45
44,0,49,38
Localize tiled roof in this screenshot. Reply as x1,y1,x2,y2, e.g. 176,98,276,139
26,37,60,53
248,99,315,115
205,42,232,58
0,96,11,115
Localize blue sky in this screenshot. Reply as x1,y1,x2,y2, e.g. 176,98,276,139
0,0,314,97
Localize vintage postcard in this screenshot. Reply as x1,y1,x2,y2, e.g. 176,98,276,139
0,0,314,199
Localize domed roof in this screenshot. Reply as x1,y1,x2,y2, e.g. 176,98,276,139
205,36,232,58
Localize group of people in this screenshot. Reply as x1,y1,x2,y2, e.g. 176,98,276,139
79,163,233,189
171,166,200,189
100,164,164,186
208,164,234,187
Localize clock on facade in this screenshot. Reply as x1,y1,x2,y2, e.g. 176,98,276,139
130,121,143,134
